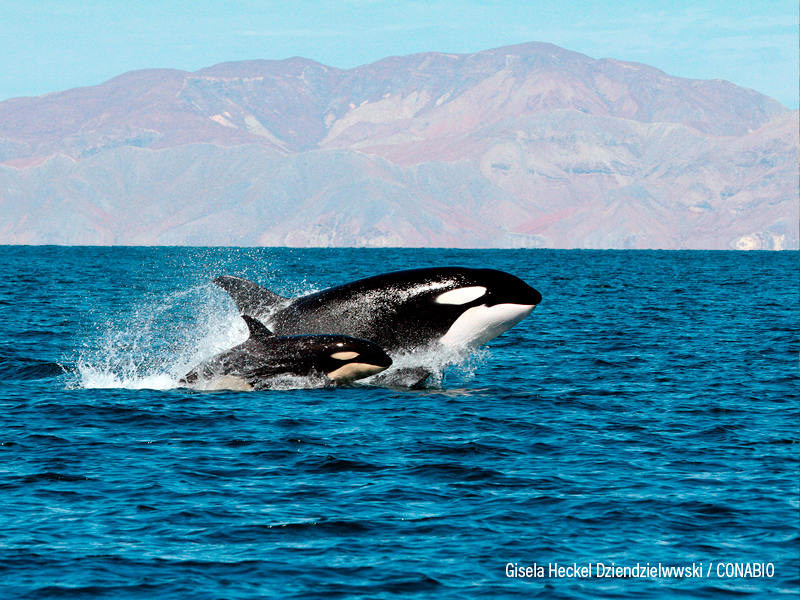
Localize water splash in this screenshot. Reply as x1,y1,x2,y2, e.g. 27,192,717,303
71,283,244,390
367,344,489,388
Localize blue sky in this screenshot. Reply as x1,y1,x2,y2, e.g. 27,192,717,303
3,0,798,108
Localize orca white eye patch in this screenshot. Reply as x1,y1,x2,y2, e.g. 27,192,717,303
434,286,487,305
331,351,360,361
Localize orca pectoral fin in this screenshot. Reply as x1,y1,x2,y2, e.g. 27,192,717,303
369,367,433,389
214,275,287,317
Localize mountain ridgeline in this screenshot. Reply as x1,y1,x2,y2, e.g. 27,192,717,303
0,42,797,249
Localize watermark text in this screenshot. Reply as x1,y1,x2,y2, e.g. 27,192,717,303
505,562,775,579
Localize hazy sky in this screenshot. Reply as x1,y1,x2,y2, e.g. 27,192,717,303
3,0,798,108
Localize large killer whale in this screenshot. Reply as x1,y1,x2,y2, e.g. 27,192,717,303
179,316,393,390
214,267,542,357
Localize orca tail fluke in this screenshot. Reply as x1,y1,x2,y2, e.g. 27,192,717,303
214,275,287,318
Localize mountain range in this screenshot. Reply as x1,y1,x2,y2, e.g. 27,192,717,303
0,42,797,249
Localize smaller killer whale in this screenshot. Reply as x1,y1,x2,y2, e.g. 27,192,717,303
179,316,393,390
214,266,541,355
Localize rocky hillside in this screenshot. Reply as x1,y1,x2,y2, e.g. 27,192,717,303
0,42,796,249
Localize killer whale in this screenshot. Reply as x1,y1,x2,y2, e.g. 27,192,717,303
179,316,393,390
214,267,541,356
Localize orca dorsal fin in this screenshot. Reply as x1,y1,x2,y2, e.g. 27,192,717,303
242,315,274,339
214,275,287,317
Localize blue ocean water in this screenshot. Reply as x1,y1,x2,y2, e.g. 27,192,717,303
0,246,797,599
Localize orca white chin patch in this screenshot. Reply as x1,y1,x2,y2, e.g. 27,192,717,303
327,362,389,382
439,303,535,350
434,286,487,305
